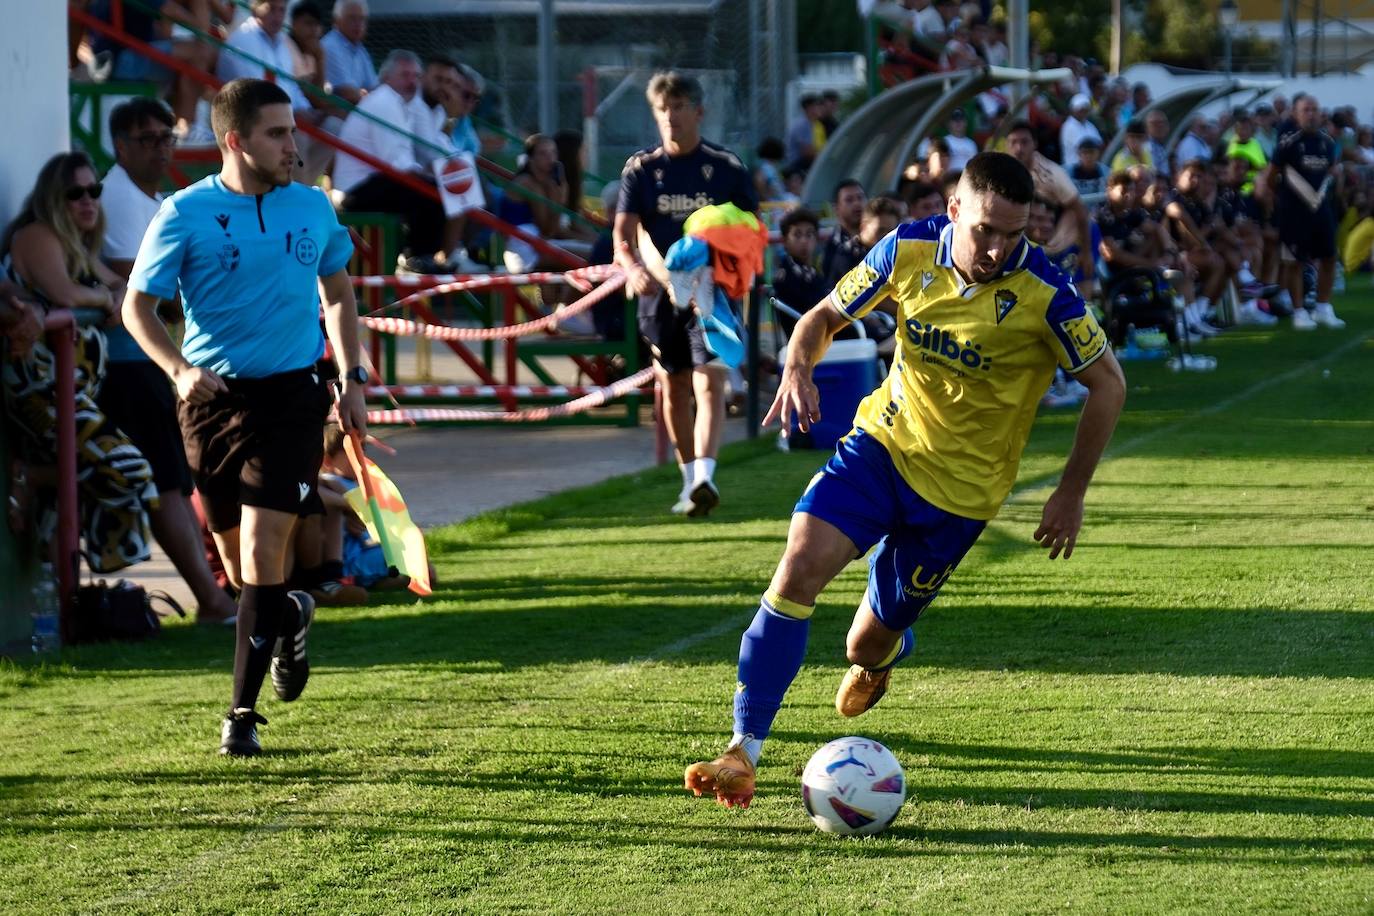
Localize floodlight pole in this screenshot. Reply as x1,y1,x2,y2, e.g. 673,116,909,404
538,0,556,133
1007,0,1029,107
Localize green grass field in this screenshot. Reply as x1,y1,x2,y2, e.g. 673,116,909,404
3,288,1373,914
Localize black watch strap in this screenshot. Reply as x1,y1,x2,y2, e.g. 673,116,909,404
344,365,368,384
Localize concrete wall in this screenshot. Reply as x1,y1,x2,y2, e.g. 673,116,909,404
0,4,68,650
0,4,69,227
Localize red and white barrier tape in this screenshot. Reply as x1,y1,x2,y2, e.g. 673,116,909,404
360,272,626,342
353,263,618,293
367,383,602,399
366,367,654,424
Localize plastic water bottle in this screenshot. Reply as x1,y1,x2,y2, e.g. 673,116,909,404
30,563,60,656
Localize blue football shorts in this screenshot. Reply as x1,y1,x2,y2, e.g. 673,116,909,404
793,429,986,631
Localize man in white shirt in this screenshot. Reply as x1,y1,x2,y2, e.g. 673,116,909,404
217,0,334,182
337,50,466,272
1059,93,1102,167
942,109,978,169
322,0,378,105
1175,117,1213,167
98,98,240,626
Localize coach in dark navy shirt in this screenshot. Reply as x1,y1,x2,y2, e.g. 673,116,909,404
1268,94,1346,329
613,72,757,517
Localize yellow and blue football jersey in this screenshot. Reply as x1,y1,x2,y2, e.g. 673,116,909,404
829,215,1108,520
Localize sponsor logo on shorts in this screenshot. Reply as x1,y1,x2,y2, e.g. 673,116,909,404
902,562,954,600
904,318,993,374
298,482,310,502
1059,313,1105,363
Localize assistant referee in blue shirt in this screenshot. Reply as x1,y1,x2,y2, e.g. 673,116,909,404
123,79,368,757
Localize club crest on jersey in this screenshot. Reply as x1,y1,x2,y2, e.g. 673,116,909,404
217,243,240,272
994,288,1017,323
702,164,714,180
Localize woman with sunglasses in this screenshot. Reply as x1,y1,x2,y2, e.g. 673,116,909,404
1,151,157,574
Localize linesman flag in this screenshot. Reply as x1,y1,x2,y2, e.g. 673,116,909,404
343,432,433,596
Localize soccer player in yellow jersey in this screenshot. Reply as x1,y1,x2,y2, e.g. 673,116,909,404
684,152,1127,809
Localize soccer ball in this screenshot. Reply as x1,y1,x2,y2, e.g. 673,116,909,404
801,736,906,836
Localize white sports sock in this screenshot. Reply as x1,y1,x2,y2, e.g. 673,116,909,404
695,457,717,485
1238,263,1256,285
730,733,764,766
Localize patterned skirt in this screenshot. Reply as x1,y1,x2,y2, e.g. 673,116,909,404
3,326,157,573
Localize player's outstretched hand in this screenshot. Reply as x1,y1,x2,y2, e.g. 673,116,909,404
763,367,820,436
172,364,227,405
1034,486,1085,559
336,384,369,439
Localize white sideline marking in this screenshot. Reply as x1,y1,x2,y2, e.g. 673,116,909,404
1008,330,1372,500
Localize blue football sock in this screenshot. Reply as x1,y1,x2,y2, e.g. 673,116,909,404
732,590,813,745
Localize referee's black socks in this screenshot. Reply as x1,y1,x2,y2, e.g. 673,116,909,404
231,583,289,711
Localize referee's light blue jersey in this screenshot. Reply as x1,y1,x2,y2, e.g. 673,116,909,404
130,175,354,378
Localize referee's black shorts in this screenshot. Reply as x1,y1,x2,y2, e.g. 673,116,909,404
177,366,331,533
96,360,194,498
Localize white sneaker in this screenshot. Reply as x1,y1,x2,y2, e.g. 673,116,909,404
1167,353,1218,372
1311,302,1347,329
1236,300,1278,327
445,249,489,275
1291,308,1318,331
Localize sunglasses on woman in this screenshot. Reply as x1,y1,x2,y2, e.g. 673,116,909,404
65,183,104,202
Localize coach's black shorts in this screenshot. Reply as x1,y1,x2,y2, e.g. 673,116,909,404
637,290,714,375
177,366,331,533
97,360,194,498
1278,204,1337,261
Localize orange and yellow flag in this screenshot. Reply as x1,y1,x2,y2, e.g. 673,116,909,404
343,433,432,596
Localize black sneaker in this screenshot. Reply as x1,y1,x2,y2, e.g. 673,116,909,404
220,708,267,756
271,591,314,702
687,479,720,518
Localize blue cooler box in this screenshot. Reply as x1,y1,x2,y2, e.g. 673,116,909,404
781,338,879,450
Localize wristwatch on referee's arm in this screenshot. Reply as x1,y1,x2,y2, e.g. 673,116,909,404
342,365,368,386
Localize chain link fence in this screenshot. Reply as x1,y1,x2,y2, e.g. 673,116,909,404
368,0,796,190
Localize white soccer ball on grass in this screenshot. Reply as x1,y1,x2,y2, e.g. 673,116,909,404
801,736,906,836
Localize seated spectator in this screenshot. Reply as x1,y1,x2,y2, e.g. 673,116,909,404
445,64,485,157
217,0,334,182
1145,110,1173,177
1060,94,1102,167
413,56,461,170
499,134,595,274
939,25,980,71
1121,81,1151,124
1006,120,1097,298
820,178,868,285
1,152,157,573
98,99,239,623
1094,171,1185,348
336,50,471,274
321,0,378,105
785,94,826,171
899,179,945,220
1069,137,1108,197
1214,156,1277,324
287,2,327,100
1110,120,1154,173
771,208,830,334
1224,109,1267,194
820,90,842,138
1164,159,1228,336
1175,117,1213,168
89,0,214,137
1029,196,1100,292
753,137,794,204
942,109,979,170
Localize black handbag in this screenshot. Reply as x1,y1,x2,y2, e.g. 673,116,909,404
71,580,186,643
